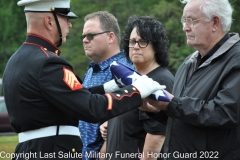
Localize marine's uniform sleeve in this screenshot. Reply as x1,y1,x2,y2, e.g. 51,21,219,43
39,55,142,123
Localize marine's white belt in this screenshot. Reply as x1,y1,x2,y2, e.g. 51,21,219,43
18,126,80,143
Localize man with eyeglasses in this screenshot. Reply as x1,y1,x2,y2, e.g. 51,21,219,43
143,0,240,159
79,11,134,160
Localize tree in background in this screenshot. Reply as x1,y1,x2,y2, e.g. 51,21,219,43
0,1,26,77
1,0,239,78
64,0,240,77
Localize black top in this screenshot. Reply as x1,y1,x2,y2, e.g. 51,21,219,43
106,66,174,160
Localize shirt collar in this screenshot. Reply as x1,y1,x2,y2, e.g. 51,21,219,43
197,33,230,66
89,50,126,71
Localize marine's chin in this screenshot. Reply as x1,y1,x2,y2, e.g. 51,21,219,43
61,38,67,44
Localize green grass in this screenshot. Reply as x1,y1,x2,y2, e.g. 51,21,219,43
0,134,18,160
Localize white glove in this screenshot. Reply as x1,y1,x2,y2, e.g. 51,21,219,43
132,75,164,98
103,79,119,92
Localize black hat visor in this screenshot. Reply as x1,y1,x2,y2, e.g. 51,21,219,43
55,8,78,19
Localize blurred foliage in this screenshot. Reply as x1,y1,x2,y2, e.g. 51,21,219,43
0,135,18,160
1,0,240,78
0,0,26,78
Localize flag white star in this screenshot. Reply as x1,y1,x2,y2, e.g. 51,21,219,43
110,61,119,66
114,75,125,86
154,90,165,100
127,72,141,83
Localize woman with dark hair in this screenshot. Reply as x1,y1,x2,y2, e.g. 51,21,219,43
122,15,170,69
100,16,174,160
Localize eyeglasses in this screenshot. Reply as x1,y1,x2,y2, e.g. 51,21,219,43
181,17,205,28
128,39,150,48
82,31,110,41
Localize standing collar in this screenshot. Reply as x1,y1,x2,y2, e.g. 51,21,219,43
197,33,230,65
199,33,230,61
25,33,61,55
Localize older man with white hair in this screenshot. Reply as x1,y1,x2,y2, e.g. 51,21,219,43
144,0,240,159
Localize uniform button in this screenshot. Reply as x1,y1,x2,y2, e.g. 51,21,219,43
124,90,128,93
72,148,75,152
116,94,120,97
44,48,47,50
55,50,59,54
132,87,136,91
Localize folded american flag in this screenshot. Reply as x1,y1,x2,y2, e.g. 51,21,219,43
110,61,170,102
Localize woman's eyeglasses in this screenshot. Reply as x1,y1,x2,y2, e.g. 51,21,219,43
128,39,150,48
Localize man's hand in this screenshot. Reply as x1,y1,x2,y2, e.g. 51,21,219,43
139,99,161,113
99,121,108,141
143,90,174,111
